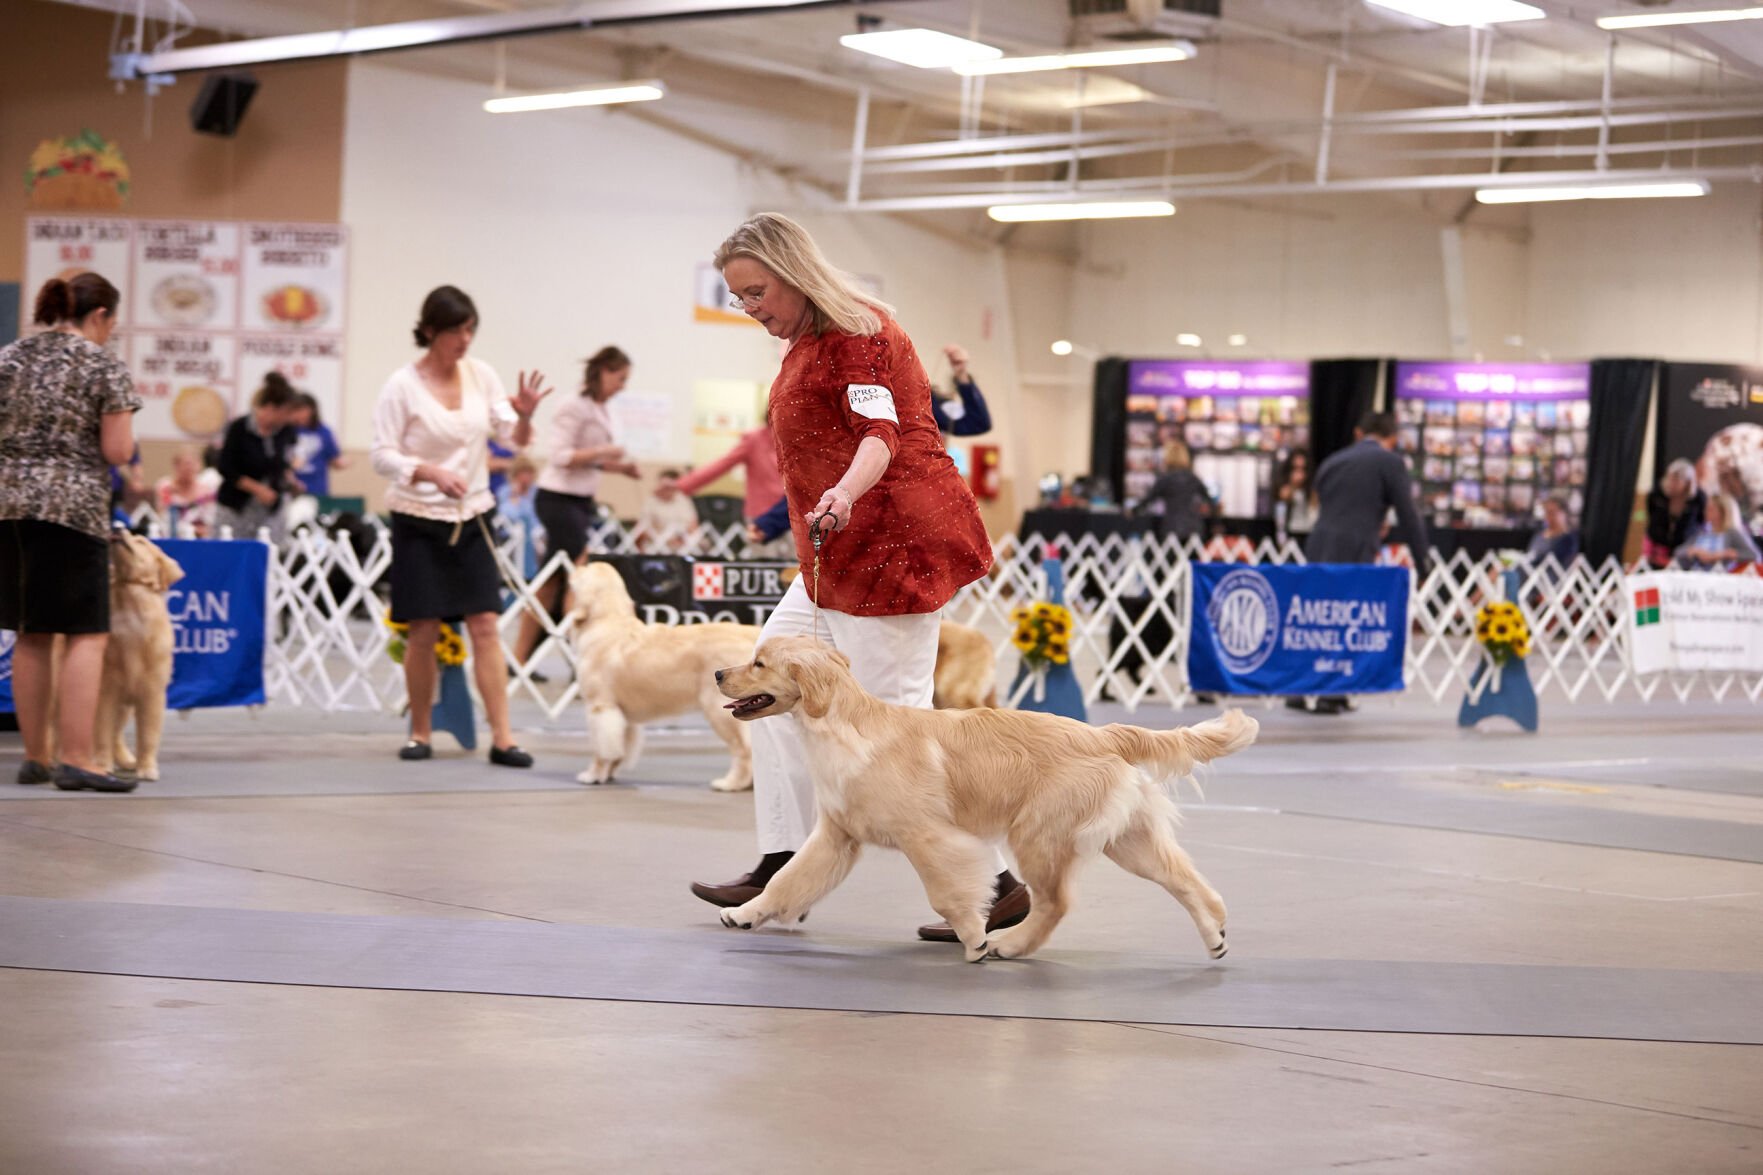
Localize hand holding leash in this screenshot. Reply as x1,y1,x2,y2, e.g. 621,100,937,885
807,486,853,534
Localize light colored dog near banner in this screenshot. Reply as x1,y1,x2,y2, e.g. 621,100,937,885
49,531,183,781
713,636,1258,963
568,561,759,790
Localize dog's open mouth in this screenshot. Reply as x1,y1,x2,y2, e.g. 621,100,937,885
724,693,776,718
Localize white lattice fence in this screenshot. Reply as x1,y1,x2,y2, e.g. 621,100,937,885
130,505,1763,715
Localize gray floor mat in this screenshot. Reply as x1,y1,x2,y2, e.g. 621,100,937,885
1,897,1756,1044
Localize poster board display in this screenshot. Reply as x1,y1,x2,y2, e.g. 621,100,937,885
23,216,348,443
1657,363,1763,534
1123,360,1310,517
1626,570,1763,675
1393,362,1590,530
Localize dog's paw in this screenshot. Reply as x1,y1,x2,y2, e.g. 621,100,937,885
136,766,159,783
719,903,765,930
709,775,753,793
576,767,607,786
963,939,990,964
1207,926,1228,960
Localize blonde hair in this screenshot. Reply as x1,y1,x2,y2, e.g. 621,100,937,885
1708,493,1741,529
1162,440,1193,471
714,213,894,337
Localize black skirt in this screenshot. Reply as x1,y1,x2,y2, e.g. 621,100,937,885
0,519,110,635
533,488,598,564
388,510,503,623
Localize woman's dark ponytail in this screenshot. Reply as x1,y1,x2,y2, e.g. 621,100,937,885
32,272,118,326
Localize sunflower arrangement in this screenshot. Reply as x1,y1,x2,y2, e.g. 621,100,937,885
384,615,469,667
1011,601,1073,668
1474,600,1532,665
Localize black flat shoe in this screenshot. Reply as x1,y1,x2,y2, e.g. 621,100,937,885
16,759,53,786
398,740,433,761
488,745,533,768
51,764,137,793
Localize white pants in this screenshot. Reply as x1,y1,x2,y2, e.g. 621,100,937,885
749,578,1006,879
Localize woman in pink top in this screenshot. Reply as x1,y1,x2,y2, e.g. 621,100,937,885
670,417,783,523
370,285,552,768
515,347,640,666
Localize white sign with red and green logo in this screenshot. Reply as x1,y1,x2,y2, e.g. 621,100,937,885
1625,571,1763,675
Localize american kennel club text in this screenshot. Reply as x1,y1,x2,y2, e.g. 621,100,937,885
167,588,239,655
1210,568,1394,680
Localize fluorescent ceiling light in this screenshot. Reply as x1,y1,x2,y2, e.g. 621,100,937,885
1475,180,1710,204
1051,339,1075,356
954,41,1195,76
1176,333,1203,347
484,81,664,113
988,200,1176,222
1598,6,1763,28
1365,0,1544,26
1227,334,1248,347
839,29,1001,69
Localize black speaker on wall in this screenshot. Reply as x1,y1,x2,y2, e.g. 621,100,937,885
190,73,258,137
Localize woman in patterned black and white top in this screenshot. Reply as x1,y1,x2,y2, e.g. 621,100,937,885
370,285,552,768
0,272,142,793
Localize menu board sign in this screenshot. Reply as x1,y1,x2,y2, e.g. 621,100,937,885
1394,361,1591,530
22,216,348,442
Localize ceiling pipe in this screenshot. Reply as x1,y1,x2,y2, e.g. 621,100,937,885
110,0,857,79
844,165,1763,212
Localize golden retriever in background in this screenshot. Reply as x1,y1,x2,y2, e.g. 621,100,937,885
569,561,759,790
933,621,996,710
50,533,183,780
713,636,1258,963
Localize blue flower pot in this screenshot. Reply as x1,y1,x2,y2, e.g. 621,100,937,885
426,662,478,750
1457,655,1538,733
1010,556,1087,723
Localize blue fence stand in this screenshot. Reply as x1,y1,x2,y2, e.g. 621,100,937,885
155,538,269,709
1009,555,1088,722
0,629,15,714
1458,569,1539,732
430,662,478,750
1188,563,1410,697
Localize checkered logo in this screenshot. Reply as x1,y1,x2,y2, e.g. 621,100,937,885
1633,586,1661,627
692,563,724,601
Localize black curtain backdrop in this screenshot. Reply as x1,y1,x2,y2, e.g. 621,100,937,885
1308,358,1387,469
1090,356,1131,502
1582,358,1657,568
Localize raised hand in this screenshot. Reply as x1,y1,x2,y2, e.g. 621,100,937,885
512,370,554,419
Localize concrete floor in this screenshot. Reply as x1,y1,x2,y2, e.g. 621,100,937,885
2,694,1760,1173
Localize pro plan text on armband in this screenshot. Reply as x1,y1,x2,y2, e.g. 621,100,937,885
846,383,897,423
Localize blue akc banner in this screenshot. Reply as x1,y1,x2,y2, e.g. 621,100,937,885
1188,563,1410,696
159,538,269,710
0,538,267,714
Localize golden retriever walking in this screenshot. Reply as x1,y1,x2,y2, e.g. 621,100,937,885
932,621,996,710
569,561,759,790
713,636,1258,963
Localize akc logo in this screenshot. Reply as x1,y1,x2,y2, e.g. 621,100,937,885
0,628,14,683
1207,568,1280,674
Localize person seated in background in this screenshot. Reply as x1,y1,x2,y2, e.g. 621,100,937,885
1674,493,1761,570
154,445,219,537
495,454,545,581
638,468,704,553
1645,458,1706,568
932,343,992,438
289,392,348,501
214,372,302,542
1525,493,1580,566
1140,440,1213,541
1273,450,1316,543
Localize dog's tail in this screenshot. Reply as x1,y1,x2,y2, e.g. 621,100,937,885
1100,709,1259,780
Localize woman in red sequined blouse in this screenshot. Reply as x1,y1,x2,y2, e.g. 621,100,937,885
690,214,1028,946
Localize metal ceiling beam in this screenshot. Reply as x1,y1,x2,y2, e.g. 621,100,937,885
845,166,1763,212
112,0,860,78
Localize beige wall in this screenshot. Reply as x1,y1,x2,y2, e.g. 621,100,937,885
2,0,348,485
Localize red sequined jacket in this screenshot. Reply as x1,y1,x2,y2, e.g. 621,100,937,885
770,318,992,615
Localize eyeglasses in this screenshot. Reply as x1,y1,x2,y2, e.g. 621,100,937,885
727,289,765,311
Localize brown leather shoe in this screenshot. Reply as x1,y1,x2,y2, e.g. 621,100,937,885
690,873,764,908
916,881,1031,943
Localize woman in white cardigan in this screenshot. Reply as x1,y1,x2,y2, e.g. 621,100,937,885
371,285,551,767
